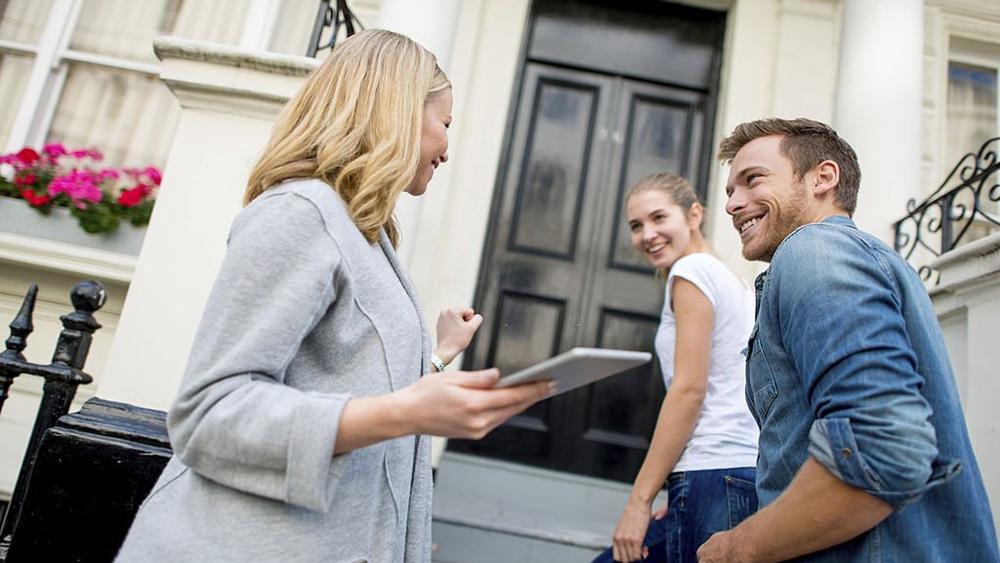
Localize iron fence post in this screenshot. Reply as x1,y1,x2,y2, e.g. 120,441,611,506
0,281,104,558
0,286,36,415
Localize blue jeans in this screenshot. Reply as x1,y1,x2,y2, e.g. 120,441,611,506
592,467,757,563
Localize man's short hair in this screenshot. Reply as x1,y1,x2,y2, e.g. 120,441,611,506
718,118,861,215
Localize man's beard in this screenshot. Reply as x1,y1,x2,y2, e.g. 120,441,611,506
743,181,811,263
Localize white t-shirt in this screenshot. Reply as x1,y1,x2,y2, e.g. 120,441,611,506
656,253,759,471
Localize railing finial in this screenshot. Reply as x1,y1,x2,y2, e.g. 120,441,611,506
3,284,38,360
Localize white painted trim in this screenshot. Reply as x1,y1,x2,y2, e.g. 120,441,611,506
26,51,162,148
0,39,39,55
158,77,289,119
930,230,1000,268
28,62,67,149
60,49,162,75
950,51,1000,70
153,36,317,76
948,45,1000,138
4,0,83,153
0,232,135,284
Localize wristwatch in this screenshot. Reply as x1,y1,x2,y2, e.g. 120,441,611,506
430,353,447,373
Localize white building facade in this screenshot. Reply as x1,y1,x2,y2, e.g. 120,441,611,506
1,0,998,553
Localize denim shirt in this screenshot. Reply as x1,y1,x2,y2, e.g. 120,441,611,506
746,216,999,561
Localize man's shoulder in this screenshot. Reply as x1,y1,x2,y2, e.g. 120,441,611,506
772,218,892,266
768,219,895,289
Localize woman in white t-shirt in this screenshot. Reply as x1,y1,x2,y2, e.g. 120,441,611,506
598,172,759,563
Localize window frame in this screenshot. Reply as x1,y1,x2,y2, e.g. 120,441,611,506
946,48,1000,142
1,0,285,155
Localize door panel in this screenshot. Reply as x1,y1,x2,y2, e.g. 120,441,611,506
452,64,616,465
453,0,724,482
487,291,563,433
608,82,707,273
510,79,597,258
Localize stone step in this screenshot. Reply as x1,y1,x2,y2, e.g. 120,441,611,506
431,452,666,562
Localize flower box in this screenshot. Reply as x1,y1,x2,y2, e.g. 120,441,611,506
0,143,160,256
0,195,146,255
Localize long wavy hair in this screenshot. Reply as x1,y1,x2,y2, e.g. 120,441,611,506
244,29,451,246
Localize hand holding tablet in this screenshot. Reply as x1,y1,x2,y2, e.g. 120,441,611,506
495,347,652,397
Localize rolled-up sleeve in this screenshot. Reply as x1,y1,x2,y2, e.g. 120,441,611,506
772,227,939,509
167,191,350,514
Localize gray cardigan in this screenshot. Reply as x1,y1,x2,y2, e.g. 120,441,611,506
116,179,433,562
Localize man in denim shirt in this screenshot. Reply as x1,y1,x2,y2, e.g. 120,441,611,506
697,118,999,562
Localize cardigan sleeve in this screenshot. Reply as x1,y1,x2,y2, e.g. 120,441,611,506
166,191,351,513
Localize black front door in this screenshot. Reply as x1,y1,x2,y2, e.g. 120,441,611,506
451,0,725,482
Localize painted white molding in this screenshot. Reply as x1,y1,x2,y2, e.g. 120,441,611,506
926,0,1000,20
0,232,135,284
0,38,39,56
60,48,162,75
154,37,317,120
153,36,318,77
929,231,1000,292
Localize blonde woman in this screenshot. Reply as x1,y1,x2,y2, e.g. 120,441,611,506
596,173,759,562
115,30,549,562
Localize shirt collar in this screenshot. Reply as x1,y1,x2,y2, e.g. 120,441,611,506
821,215,855,227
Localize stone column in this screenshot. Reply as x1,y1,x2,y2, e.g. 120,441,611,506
375,0,462,268
834,0,923,242
96,38,315,410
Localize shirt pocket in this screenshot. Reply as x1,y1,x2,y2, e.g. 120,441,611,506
746,324,778,420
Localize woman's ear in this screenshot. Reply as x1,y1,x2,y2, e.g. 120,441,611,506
687,202,704,231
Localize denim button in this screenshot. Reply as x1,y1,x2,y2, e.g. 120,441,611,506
842,448,852,459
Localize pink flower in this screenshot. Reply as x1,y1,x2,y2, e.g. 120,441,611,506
69,148,102,160
143,166,162,186
99,168,120,181
42,143,67,158
48,170,104,208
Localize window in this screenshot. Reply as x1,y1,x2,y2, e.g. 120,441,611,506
946,37,999,167
0,0,279,169
0,0,54,148
0,1,386,169
944,37,1000,246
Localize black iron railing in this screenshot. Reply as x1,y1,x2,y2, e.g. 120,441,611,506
894,137,1000,283
0,281,105,560
307,0,364,57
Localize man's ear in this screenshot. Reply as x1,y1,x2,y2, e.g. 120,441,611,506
812,160,840,197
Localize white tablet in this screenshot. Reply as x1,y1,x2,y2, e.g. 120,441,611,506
495,347,652,397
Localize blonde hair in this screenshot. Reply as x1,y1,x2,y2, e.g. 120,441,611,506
245,29,451,246
626,172,703,279
626,172,701,214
